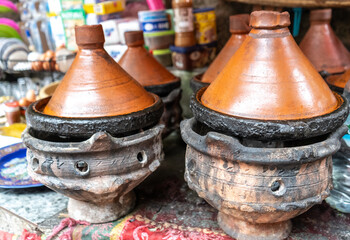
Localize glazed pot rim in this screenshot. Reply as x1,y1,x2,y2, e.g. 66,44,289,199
180,118,347,165
191,87,349,141
26,95,164,139
144,77,181,97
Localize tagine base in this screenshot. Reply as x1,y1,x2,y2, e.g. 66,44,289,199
67,191,136,224
218,212,292,240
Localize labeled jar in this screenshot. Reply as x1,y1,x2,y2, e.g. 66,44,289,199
172,0,196,47
4,101,21,125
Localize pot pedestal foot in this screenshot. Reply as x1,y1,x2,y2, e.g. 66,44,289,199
67,191,136,223
218,212,292,240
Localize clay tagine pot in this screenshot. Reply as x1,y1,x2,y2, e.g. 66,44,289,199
181,11,349,240
325,69,350,94
119,30,182,138
300,9,350,92
190,14,250,93
23,25,164,223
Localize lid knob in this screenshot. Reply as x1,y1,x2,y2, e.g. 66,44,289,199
75,25,105,48
250,11,290,29
310,9,332,22
124,31,145,47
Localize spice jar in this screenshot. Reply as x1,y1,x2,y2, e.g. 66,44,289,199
4,101,21,125
172,0,196,47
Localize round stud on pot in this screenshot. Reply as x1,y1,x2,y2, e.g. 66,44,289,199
299,9,350,92
23,24,164,223
181,11,349,240
119,30,182,138
190,14,250,93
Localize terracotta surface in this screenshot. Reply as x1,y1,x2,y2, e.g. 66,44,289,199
23,124,164,223
181,118,347,240
326,69,350,90
201,14,250,83
201,11,339,121
299,9,350,75
119,31,179,87
43,25,155,118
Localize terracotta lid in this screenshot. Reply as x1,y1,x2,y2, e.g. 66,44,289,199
119,31,179,87
299,9,350,74
43,25,156,118
327,69,350,89
200,11,339,121
201,14,250,83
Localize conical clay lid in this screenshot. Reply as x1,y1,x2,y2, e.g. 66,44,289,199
119,31,178,87
201,11,339,121
201,14,250,83
300,9,350,74
43,25,155,118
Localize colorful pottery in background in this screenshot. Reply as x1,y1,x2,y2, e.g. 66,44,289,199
0,143,42,188
300,9,350,76
0,0,18,13
193,7,217,45
0,18,21,39
0,38,28,70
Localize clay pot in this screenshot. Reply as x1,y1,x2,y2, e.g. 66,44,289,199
119,31,180,95
181,11,348,240
23,25,165,223
119,31,182,138
44,25,156,118
299,9,350,77
190,14,250,93
201,11,340,121
181,118,347,240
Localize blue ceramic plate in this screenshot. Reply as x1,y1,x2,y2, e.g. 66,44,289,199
0,142,42,188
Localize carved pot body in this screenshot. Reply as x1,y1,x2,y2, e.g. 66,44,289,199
22,125,164,223
181,118,346,240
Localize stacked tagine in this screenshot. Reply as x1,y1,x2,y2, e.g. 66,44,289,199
300,8,350,93
181,11,348,240
191,14,250,93
119,31,182,138
23,25,164,223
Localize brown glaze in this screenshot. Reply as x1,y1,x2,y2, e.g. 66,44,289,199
119,31,179,87
300,9,350,74
43,25,155,118
201,11,339,121
201,14,250,84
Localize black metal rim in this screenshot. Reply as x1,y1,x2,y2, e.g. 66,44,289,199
190,73,209,93
26,95,164,139
144,78,181,97
191,87,349,141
